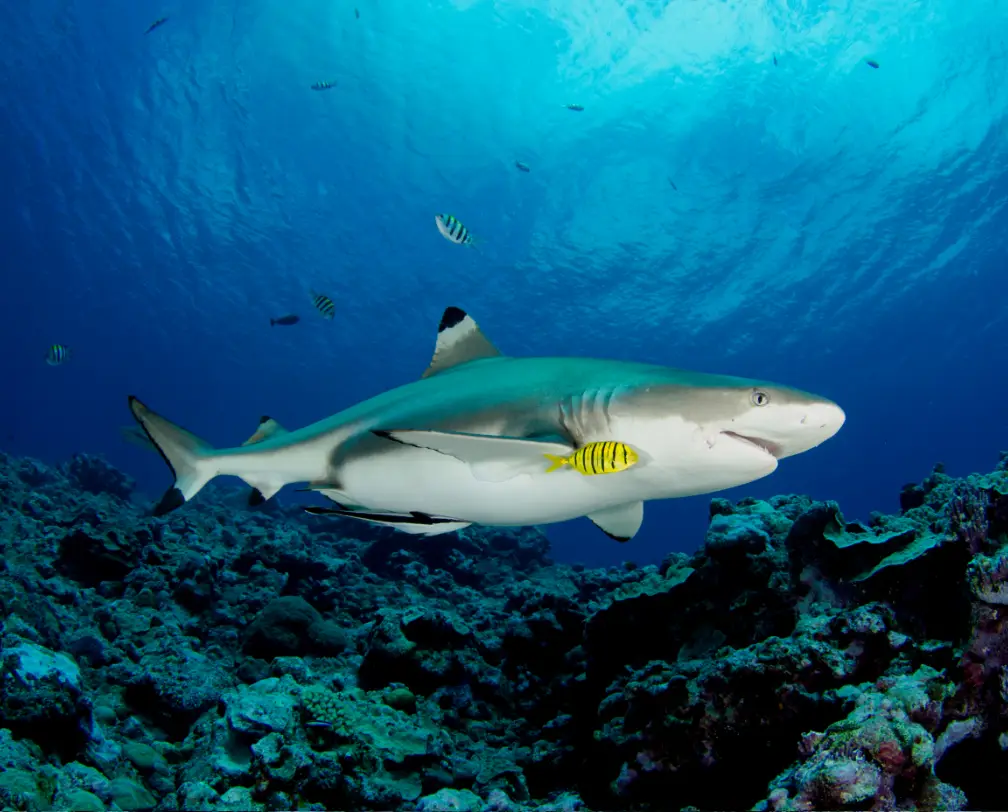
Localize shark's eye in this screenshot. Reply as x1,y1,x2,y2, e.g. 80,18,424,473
750,390,770,407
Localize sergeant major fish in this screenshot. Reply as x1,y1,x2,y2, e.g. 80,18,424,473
435,214,475,246
45,344,70,366
310,291,336,319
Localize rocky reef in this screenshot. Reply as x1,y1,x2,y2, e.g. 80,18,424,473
2,449,1008,811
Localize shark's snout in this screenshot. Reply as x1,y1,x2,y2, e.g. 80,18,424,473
807,401,846,435
718,397,845,461
778,399,845,458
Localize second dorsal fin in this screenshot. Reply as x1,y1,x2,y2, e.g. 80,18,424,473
422,306,502,378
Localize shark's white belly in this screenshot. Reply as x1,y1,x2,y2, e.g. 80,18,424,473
335,416,779,526
336,445,634,525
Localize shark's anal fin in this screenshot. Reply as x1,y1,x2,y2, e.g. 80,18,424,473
587,502,644,543
373,428,573,482
305,506,471,537
422,306,503,378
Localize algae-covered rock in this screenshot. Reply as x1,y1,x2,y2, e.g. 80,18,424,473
108,777,156,811
225,677,297,739
58,789,105,812
243,596,347,659
416,787,483,811
383,685,417,713
0,769,48,812
123,741,169,775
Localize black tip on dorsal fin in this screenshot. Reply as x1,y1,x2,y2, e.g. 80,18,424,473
439,306,467,333
422,306,503,379
258,415,272,425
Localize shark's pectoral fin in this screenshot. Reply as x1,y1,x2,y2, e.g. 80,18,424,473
587,501,644,543
373,428,574,483
305,506,471,536
422,307,503,378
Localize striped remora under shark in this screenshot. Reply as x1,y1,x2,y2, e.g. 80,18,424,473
128,306,845,542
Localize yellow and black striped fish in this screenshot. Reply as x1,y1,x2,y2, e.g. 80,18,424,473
45,344,71,366
311,81,335,91
544,441,639,476
310,291,336,319
434,213,474,246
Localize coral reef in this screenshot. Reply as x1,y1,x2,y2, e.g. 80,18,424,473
1,447,1008,810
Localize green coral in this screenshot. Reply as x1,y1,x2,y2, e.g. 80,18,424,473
298,685,442,803
300,685,348,730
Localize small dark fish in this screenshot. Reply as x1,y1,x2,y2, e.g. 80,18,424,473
668,178,678,191
515,161,530,173
270,314,300,327
773,54,778,66
305,721,332,729
45,344,70,366
310,291,336,319
144,17,168,35
565,103,584,112
355,8,360,18
311,81,335,91
866,60,879,69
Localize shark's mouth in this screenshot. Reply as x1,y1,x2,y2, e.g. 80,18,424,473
721,431,784,459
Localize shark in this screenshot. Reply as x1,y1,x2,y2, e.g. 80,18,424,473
128,306,845,542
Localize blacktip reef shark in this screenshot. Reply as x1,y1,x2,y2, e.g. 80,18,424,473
128,307,845,542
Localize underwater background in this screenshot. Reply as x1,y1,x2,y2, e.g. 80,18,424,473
4,3,1008,811
2,0,1006,567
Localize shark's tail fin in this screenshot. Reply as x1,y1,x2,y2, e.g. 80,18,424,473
128,396,218,515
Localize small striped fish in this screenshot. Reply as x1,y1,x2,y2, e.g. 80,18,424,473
434,214,474,246
311,81,335,91
544,442,639,476
310,291,336,319
45,344,71,366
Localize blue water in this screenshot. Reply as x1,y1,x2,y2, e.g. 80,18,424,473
2,0,1005,567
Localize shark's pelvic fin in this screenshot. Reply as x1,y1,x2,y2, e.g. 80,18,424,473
305,506,471,536
296,484,358,507
421,306,503,378
587,501,644,543
373,428,574,483
129,396,219,514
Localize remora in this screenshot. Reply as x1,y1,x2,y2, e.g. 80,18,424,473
128,306,845,542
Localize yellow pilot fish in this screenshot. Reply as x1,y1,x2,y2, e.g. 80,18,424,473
544,441,639,476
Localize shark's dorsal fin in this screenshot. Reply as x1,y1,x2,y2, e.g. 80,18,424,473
422,306,502,379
